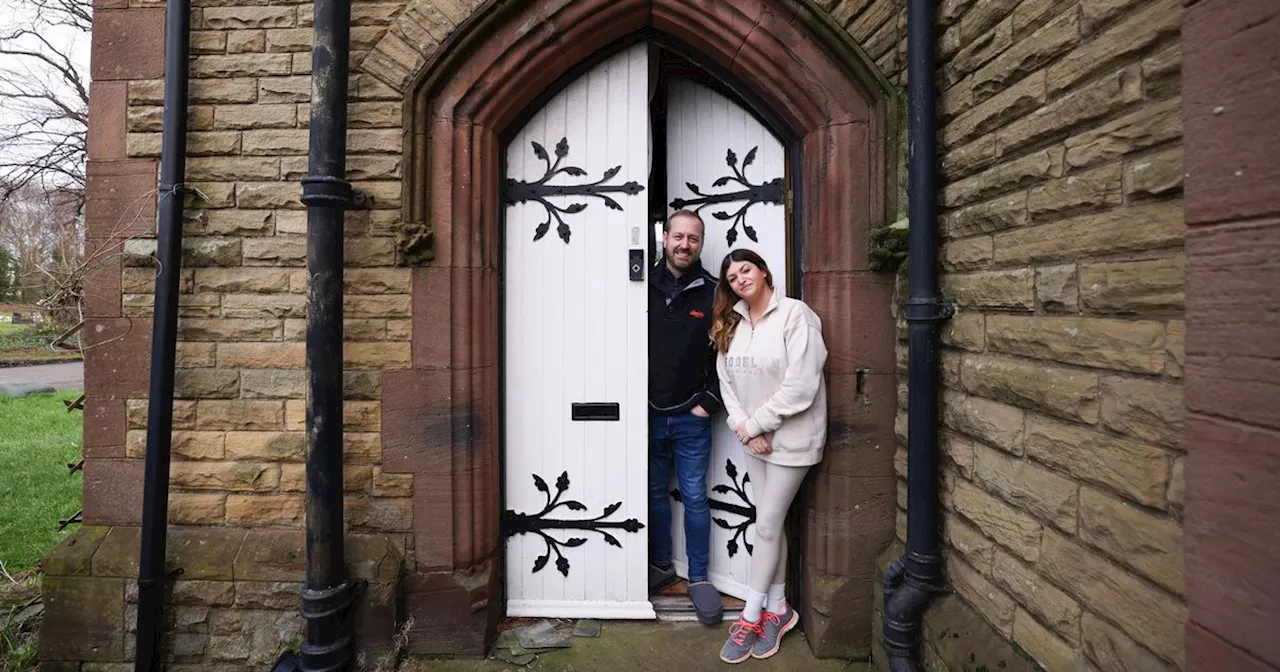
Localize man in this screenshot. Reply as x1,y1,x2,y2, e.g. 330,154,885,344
648,209,723,625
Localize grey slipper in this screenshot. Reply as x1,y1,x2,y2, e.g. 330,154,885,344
649,564,679,594
688,581,723,625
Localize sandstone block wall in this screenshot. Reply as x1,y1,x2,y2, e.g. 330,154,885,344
874,0,1187,669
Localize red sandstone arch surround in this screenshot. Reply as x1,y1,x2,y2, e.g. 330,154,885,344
379,0,900,658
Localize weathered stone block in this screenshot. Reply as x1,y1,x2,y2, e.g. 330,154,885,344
943,71,1046,148
945,192,1027,238
945,147,1064,207
169,493,227,525
972,8,1078,102
1078,486,1184,595
941,311,985,351
226,29,266,54
191,54,293,77
173,369,240,399
1125,146,1183,198
947,555,1016,635
942,392,1026,455
345,294,412,318
1100,375,1184,448
92,526,141,578
345,497,413,532
126,429,226,460
1027,162,1124,221
952,480,1043,561
1025,414,1169,507
1013,609,1079,671
195,400,288,431
171,461,281,492
186,157,281,182
217,342,305,368
43,526,112,577
167,528,245,580
1080,255,1185,314
945,515,995,572
243,237,308,265
994,202,1184,267
221,291,305,318
224,431,306,461
234,530,305,581
1081,611,1175,672
347,237,398,266
265,27,313,52
40,576,125,661
986,314,1167,374
345,401,382,431
241,129,309,155
1047,0,1180,95
179,317,283,341
1039,530,1186,666
972,442,1080,531
202,6,295,29
1036,264,1079,312
945,17,1012,86
1141,43,1180,100
1065,98,1182,169
961,353,1098,423
373,468,413,497
1000,65,1143,157
945,268,1035,310
171,581,234,607
226,495,305,525
176,343,217,368
342,342,411,368
990,546,1081,639
942,134,998,177
947,234,993,268
240,369,307,399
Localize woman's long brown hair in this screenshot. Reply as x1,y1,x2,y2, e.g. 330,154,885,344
710,249,774,353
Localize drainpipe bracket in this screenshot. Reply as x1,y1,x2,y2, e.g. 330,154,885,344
301,174,355,209
903,297,954,323
300,579,359,621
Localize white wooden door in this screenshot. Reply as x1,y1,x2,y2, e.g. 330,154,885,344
664,75,789,601
502,43,654,619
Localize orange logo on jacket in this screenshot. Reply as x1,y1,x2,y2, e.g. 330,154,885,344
689,309,706,319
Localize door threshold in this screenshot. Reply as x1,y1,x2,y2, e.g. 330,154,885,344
650,580,745,623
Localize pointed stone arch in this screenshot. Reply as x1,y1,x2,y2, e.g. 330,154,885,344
376,0,902,657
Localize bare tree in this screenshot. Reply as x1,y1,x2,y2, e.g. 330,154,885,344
0,0,91,212
0,184,83,321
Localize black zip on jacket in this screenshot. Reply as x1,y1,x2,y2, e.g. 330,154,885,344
649,260,722,416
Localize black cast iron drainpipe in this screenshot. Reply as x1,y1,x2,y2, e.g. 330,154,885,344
881,0,952,670
133,0,192,662
271,0,365,668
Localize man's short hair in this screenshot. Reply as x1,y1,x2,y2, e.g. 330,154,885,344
665,209,705,235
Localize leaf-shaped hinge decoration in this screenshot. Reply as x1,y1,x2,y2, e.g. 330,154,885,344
502,470,645,577
671,458,756,557
669,146,784,247
505,137,646,244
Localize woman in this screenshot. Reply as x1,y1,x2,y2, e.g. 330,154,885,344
710,249,828,664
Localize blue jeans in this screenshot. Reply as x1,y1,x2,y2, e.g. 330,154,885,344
649,412,713,582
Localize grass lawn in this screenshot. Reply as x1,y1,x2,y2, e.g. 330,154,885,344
0,324,81,367
0,390,83,572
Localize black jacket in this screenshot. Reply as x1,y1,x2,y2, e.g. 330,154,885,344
649,260,722,416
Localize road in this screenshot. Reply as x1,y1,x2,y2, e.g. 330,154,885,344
0,361,84,390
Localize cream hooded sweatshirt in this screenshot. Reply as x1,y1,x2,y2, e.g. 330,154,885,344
716,291,828,467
